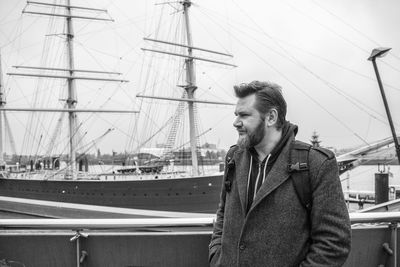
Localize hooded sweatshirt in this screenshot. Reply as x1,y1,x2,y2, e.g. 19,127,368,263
246,122,298,212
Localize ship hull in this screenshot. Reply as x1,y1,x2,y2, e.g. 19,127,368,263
0,175,223,213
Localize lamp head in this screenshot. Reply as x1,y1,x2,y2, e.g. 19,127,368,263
368,47,392,61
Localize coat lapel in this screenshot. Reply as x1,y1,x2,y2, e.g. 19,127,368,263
250,136,293,210
234,149,250,214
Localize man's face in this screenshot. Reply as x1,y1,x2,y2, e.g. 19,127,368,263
233,94,265,149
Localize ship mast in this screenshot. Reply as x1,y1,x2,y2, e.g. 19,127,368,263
182,0,199,176
65,0,78,177
5,1,138,179
0,52,5,168
139,1,236,176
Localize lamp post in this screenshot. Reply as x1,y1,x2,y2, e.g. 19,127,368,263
368,47,400,165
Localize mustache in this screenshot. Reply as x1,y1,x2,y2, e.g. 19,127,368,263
235,126,246,131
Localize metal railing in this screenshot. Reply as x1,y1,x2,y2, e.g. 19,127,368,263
350,212,399,267
1,212,400,229
0,217,215,229
0,212,399,267
350,211,400,223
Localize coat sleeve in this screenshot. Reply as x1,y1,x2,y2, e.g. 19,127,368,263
300,156,351,267
208,176,226,263
208,154,231,263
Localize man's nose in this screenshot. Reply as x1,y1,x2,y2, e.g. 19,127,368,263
233,118,242,128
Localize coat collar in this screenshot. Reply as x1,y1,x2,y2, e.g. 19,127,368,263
232,148,250,213
234,134,295,214
250,134,294,211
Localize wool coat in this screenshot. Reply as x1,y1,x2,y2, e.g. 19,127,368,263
209,134,351,267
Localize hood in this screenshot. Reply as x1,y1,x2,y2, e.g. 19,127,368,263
267,121,298,165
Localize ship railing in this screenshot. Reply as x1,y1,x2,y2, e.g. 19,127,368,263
0,217,215,267
1,211,399,228
351,211,399,267
0,213,400,266
0,217,215,229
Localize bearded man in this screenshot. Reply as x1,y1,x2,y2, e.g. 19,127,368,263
209,81,351,267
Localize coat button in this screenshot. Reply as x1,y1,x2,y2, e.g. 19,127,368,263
239,243,246,250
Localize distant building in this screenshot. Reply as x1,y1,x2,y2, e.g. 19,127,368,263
201,142,217,149
310,130,321,148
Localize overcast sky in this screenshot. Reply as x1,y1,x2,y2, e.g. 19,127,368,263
0,0,400,155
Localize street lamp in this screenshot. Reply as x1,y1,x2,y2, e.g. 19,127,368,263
368,47,400,165
368,47,391,61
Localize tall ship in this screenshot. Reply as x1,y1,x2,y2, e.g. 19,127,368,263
0,0,237,213
1,1,400,266
0,1,399,215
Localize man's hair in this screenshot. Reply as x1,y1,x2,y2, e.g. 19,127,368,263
234,80,287,129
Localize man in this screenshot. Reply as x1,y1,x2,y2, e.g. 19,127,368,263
209,81,351,266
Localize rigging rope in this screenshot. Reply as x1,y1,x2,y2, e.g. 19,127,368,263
309,0,400,63
282,0,400,74
207,1,397,145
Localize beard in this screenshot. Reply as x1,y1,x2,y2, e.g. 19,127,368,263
237,119,265,149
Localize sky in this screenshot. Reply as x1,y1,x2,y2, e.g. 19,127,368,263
0,0,400,155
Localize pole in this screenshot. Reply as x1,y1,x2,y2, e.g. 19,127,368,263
371,59,400,165
182,0,199,176
66,0,77,178
375,172,389,204
346,172,350,209
0,52,4,167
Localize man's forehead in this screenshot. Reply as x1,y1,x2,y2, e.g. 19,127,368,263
235,94,257,112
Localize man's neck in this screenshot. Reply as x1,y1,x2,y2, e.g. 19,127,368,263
254,128,282,161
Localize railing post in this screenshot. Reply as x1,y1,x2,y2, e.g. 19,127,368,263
70,230,88,267
390,222,397,267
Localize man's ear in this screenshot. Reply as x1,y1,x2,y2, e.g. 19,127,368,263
266,109,278,127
